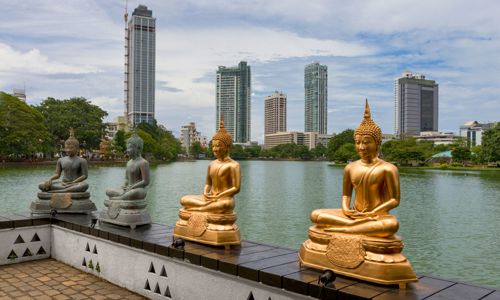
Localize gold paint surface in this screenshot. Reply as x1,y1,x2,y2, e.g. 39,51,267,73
174,120,241,246
326,234,365,269
300,100,417,286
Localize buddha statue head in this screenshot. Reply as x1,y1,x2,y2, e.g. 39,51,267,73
126,131,144,158
212,119,233,159
64,128,80,156
354,100,382,160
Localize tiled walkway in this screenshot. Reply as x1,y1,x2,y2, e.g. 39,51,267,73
0,259,146,300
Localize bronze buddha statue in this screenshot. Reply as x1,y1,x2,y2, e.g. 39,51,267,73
174,120,241,248
299,100,417,288
31,128,96,213
99,133,151,229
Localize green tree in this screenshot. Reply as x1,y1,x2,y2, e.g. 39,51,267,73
243,145,262,158
230,144,247,159
189,141,203,158
332,143,358,162
112,130,127,155
471,145,485,164
481,125,500,162
451,146,471,163
0,92,52,158
135,122,181,160
327,129,354,161
312,143,327,158
34,97,108,151
381,138,432,165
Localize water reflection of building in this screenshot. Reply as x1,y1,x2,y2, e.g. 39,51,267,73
394,71,439,138
459,121,497,148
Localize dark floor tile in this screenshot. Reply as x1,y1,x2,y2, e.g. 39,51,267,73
425,283,494,300
338,282,390,300
259,261,304,288
373,276,455,300
238,253,299,282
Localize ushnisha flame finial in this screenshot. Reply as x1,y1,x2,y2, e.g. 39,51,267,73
213,116,233,147
354,99,382,145
65,127,79,149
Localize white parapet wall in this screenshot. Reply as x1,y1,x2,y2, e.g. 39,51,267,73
51,226,308,300
0,225,51,265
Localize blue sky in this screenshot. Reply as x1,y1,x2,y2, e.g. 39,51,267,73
0,0,499,142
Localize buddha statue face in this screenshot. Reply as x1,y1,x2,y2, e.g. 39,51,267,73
64,143,79,157
126,141,140,158
212,139,229,160
355,134,378,161
126,134,144,159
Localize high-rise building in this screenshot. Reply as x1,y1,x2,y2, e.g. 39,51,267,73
215,61,251,143
304,62,328,134
264,91,287,135
180,122,207,156
394,71,439,138
125,5,156,126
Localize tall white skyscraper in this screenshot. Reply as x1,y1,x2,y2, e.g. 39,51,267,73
215,61,251,143
304,62,328,134
125,5,156,126
394,71,439,138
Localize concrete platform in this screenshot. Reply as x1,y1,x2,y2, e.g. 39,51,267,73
0,259,145,299
0,212,499,299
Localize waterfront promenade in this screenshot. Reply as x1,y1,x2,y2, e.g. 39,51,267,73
0,259,145,299
1,212,499,299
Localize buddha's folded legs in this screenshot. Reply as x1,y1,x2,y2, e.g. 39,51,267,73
38,181,89,193
181,195,235,213
311,208,399,238
107,187,147,200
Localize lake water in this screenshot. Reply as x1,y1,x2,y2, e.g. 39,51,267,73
1,161,499,288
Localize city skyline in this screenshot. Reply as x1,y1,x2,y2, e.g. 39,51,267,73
0,1,499,142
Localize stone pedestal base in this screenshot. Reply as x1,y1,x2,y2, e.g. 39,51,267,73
298,226,417,287
99,199,151,229
174,209,240,247
30,192,97,214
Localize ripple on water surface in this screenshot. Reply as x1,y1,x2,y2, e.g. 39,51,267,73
1,163,499,288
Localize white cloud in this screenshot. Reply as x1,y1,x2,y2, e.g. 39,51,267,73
1,1,499,141
0,43,99,75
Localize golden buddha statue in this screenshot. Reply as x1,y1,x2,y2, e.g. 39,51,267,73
299,100,417,288
174,120,241,248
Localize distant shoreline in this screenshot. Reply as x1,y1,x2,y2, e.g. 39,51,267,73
2,158,498,171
